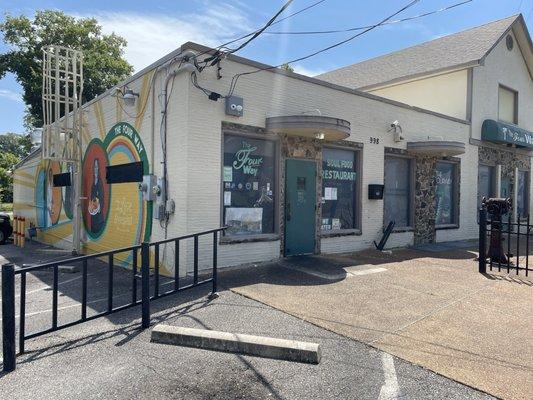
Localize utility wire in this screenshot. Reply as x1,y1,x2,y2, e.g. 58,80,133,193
195,0,327,67
198,0,294,70
265,0,472,35
226,0,422,97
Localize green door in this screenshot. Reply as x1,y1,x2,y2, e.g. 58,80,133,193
285,159,316,256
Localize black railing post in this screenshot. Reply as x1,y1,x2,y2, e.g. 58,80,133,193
141,242,150,329
209,231,219,300
2,263,16,372
193,235,199,285
479,207,487,274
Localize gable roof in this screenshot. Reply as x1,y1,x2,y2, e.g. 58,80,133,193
317,14,532,90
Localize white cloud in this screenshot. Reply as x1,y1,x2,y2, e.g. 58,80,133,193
292,64,327,77
74,3,254,72
0,89,23,103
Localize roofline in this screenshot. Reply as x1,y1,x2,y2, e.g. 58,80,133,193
36,38,472,140
322,14,533,90
181,42,470,125
359,61,479,91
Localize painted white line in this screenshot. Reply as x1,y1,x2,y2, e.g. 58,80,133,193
347,267,387,277
378,352,400,400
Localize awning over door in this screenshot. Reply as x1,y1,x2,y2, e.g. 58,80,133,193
265,115,350,140
406,141,466,156
481,119,533,149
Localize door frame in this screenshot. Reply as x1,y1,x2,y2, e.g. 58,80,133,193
283,157,318,256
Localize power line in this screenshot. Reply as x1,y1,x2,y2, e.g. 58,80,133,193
226,0,422,97
195,0,327,67
265,0,473,35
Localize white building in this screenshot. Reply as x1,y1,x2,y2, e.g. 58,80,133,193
13,14,533,273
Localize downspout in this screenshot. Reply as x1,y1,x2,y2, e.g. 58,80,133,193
159,51,196,237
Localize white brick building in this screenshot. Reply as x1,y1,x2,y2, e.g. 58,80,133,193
13,14,533,273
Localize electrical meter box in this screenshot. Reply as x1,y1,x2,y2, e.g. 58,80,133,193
140,174,157,201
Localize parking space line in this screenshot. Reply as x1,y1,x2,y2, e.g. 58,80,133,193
378,352,400,400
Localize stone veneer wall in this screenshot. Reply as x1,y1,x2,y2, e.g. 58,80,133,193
478,145,530,217
414,156,437,245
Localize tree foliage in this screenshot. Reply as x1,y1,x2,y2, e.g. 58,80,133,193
0,10,133,128
0,133,32,203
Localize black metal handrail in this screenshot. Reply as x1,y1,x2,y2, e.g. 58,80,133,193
2,227,226,372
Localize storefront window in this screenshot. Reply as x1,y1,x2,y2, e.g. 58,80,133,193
435,162,457,225
478,165,494,207
223,135,276,236
517,170,528,218
321,148,357,231
384,156,411,228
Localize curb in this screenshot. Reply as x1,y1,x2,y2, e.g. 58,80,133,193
151,324,321,364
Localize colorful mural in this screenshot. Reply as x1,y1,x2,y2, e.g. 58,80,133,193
82,139,111,238
35,160,63,228
26,122,151,255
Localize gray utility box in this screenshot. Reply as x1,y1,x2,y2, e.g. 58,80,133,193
225,95,244,117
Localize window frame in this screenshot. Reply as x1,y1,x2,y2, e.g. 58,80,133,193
477,163,496,204
220,129,281,242
498,84,518,125
320,145,362,236
435,159,460,229
383,154,415,231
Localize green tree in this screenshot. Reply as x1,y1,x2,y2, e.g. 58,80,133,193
280,63,294,72
0,133,31,202
0,10,133,129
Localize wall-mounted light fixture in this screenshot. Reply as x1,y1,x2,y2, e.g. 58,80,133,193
113,87,139,107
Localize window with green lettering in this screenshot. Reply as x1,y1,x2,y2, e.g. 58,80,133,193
321,148,358,231
223,135,276,236
435,161,457,225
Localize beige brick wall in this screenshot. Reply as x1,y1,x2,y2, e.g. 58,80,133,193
182,51,471,263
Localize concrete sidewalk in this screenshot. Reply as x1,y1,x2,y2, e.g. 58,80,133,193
223,247,533,400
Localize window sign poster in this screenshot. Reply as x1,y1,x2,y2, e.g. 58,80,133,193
332,218,341,230
225,207,263,235
324,187,333,200
331,187,337,201
223,166,233,182
223,135,276,235
224,191,232,206
321,218,331,231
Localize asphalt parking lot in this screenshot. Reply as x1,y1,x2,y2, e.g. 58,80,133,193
0,242,494,399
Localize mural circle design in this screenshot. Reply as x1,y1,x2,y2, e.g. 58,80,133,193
35,160,63,227
82,139,111,239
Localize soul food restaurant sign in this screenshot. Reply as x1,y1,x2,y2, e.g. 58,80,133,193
482,119,533,148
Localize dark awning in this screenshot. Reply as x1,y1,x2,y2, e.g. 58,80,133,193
481,119,533,149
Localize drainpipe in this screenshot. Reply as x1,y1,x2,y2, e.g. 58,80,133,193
159,51,197,234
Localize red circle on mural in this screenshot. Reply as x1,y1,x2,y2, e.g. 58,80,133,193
82,140,111,238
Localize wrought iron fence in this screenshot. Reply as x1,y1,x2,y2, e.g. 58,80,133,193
2,227,226,372
478,207,531,276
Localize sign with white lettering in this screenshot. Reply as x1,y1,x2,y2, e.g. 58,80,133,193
482,119,533,148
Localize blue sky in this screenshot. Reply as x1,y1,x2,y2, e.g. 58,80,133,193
1,0,532,134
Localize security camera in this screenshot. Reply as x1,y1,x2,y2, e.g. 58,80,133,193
390,120,400,128
230,104,237,110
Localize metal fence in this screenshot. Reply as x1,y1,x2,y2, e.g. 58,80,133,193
2,227,226,372
478,207,531,276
